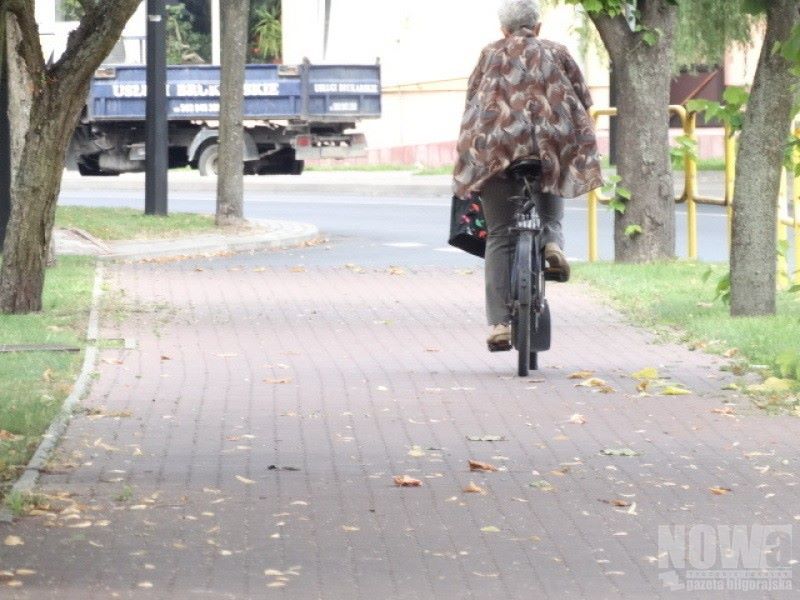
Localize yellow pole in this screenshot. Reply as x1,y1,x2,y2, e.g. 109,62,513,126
724,124,736,249
589,188,598,262
589,107,601,262
777,169,789,290
794,126,800,285
684,111,698,259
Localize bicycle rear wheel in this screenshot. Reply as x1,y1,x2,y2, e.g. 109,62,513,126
512,231,533,377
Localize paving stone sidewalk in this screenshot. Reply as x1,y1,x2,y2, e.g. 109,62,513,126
2,256,800,599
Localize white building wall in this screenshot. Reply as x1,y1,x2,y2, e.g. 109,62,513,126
282,0,594,158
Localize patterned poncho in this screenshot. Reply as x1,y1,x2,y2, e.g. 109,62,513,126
453,28,603,199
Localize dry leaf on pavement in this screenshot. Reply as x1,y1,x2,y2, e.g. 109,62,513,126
235,475,256,485
463,481,486,494
631,367,659,380
599,499,631,507
568,370,594,379
393,475,422,487
3,536,23,546
576,377,615,393
709,486,732,495
660,386,692,396
468,460,498,472
568,413,587,425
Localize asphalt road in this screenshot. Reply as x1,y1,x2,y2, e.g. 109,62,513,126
58,170,735,266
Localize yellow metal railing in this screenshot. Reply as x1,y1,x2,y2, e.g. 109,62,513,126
588,109,800,288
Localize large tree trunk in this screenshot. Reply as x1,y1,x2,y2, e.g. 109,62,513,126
216,0,250,226
591,1,678,262
730,0,800,317
0,0,142,314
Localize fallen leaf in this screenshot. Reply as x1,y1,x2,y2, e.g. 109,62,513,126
576,378,615,393
466,435,506,442
529,480,554,491
632,367,659,380
160,355,171,361
568,413,587,425
0,430,21,441
600,499,631,508
341,526,360,532
468,460,497,472
568,370,594,379
709,486,732,495
387,266,405,275
660,386,692,396
264,378,292,384
235,475,256,485
3,536,23,547
407,446,426,458
463,481,486,494
712,406,736,415
393,475,422,487
290,266,306,273
480,525,500,533
600,448,640,457
722,348,739,358
137,582,153,589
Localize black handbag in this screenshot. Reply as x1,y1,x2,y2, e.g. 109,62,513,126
448,195,487,258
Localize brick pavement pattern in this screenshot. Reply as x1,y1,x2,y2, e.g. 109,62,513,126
3,255,800,599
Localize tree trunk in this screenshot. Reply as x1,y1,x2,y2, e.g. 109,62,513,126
216,0,250,226
0,0,142,314
591,1,678,262
730,1,799,317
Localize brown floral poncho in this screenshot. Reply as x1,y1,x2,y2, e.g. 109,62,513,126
453,28,603,199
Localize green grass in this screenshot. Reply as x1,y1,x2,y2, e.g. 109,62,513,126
0,256,96,492
573,261,800,381
56,206,216,241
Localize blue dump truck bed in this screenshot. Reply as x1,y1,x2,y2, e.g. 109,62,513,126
88,63,382,122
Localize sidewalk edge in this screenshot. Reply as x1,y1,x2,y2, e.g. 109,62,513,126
0,262,105,523
99,220,320,261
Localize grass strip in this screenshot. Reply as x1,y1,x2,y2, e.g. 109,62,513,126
0,256,95,493
572,261,800,381
56,206,216,241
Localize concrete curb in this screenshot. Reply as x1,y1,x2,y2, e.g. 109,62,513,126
98,219,320,260
0,263,105,523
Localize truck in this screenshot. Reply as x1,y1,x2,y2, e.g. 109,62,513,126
67,61,381,176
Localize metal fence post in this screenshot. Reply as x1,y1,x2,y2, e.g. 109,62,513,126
682,109,698,260
777,169,789,289
724,124,736,248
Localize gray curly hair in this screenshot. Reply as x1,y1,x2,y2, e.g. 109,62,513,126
498,0,541,32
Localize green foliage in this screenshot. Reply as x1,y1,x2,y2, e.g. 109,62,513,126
702,266,731,305
58,0,84,21
250,1,282,63
601,174,631,214
166,3,211,64
673,0,758,69
624,224,643,237
670,134,699,169
687,86,749,132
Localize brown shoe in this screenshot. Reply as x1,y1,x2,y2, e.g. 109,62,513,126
487,323,512,352
545,243,570,282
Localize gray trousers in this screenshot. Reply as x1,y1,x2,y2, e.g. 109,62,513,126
481,175,564,326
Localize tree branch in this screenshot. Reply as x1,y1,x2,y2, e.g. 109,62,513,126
6,0,45,84
50,0,142,93
587,11,632,63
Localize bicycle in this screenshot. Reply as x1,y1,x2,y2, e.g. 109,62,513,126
506,158,566,376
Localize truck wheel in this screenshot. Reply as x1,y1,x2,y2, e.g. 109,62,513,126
290,160,305,175
198,144,219,177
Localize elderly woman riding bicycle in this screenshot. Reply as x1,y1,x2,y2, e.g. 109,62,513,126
453,0,603,351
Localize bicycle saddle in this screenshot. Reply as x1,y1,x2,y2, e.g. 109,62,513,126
506,158,542,181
